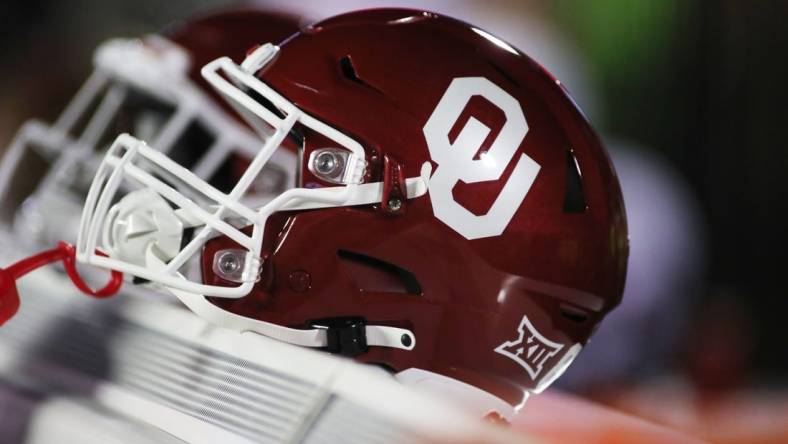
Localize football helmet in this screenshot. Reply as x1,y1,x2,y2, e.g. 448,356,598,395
0,8,300,249
76,9,628,417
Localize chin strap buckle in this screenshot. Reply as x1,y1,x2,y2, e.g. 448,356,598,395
309,317,369,357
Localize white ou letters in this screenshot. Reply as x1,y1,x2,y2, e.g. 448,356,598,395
423,77,540,240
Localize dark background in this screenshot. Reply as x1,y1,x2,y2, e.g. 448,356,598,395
559,1,788,383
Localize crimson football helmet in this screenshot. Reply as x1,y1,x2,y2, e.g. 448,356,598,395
0,8,300,249
76,9,627,418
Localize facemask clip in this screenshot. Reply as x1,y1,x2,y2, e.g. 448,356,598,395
212,249,263,284
381,154,407,215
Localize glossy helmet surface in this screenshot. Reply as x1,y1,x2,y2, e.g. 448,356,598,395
0,7,300,249
77,9,627,416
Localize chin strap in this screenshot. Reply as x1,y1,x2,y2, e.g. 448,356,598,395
144,249,416,356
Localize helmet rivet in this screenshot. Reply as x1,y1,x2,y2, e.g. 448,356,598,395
387,198,402,212
401,334,412,347
314,151,338,175
288,270,312,293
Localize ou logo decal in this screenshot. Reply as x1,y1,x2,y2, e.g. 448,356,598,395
423,77,540,240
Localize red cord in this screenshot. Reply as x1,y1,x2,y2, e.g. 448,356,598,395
6,241,122,298
60,242,123,298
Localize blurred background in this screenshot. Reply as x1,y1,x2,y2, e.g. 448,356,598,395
0,0,786,442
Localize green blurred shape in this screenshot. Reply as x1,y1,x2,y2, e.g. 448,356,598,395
554,0,682,75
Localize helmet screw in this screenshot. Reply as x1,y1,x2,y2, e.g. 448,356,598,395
314,151,339,175
218,252,241,275
387,198,403,212
400,334,412,347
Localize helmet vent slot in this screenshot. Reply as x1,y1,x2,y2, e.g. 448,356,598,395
339,55,362,83
563,148,588,213
338,55,383,94
337,249,422,296
560,304,589,324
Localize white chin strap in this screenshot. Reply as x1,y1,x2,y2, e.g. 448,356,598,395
144,249,416,353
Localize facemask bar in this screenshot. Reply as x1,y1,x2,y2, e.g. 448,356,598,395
0,36,189,203
201,44,368,173
79,134,258,297
0,37,296,249
0,69,112,221
77,43,429,298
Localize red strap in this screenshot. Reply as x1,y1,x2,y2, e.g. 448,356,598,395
1,241,122,326
6,244,69,279
59,242,123,298
0,271,20,327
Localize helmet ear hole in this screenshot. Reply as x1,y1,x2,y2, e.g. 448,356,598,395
337,249,422,296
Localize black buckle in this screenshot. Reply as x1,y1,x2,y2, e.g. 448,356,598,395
309,317,368,357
